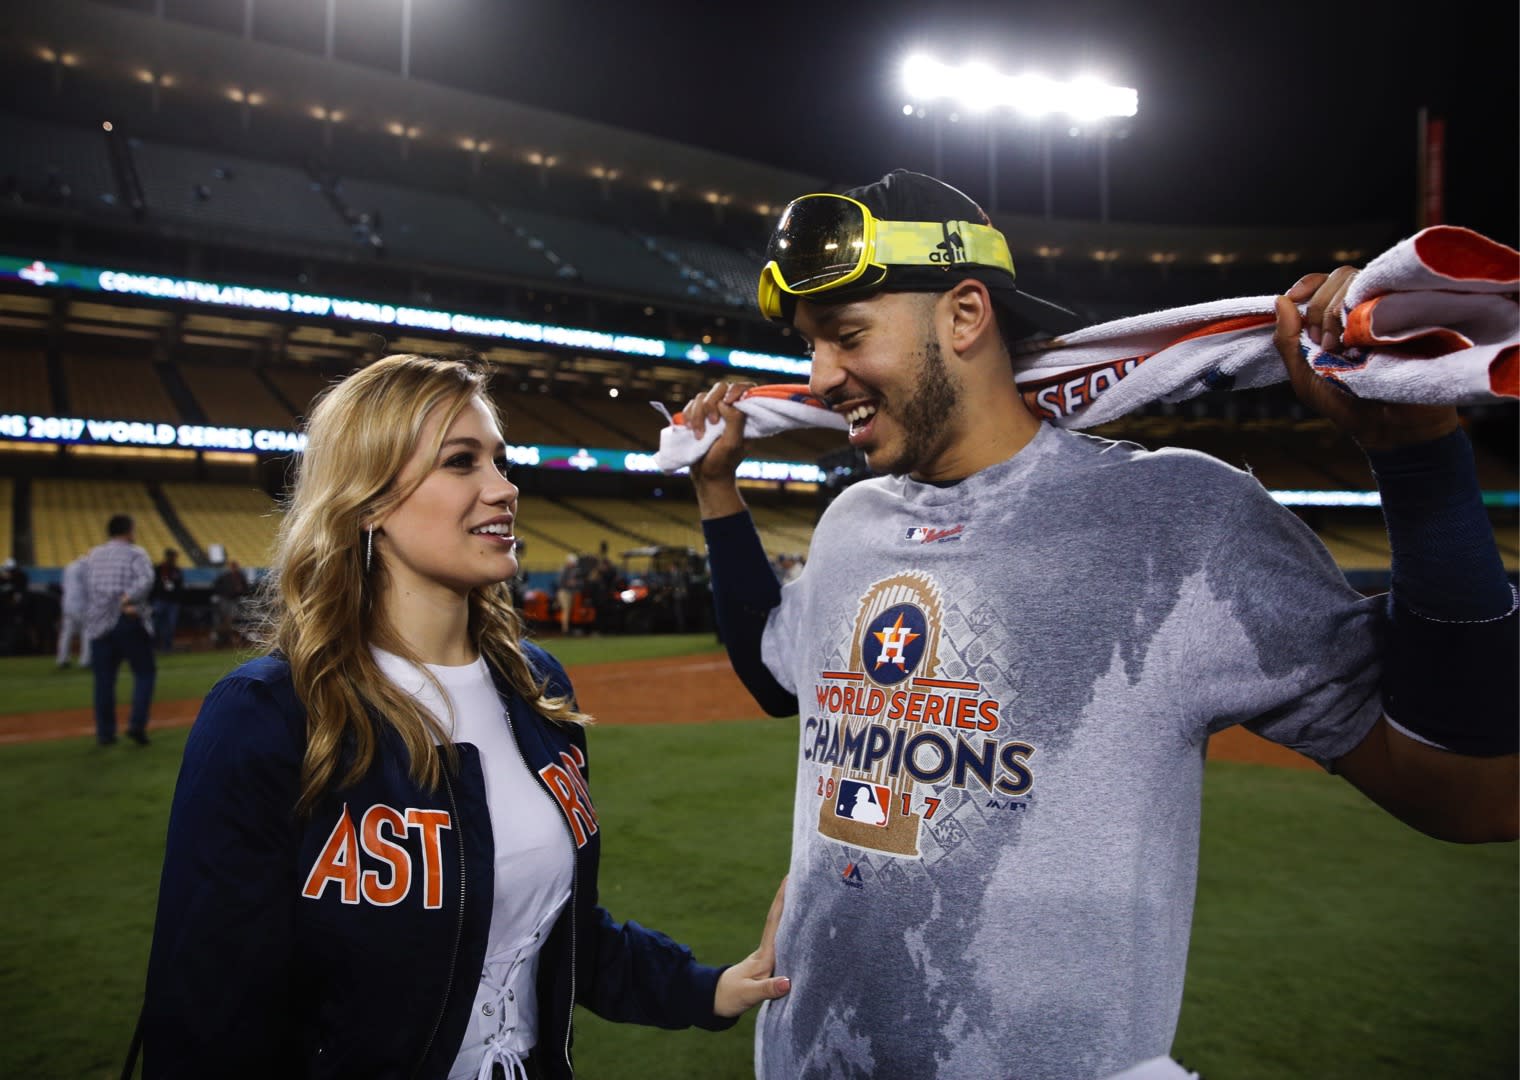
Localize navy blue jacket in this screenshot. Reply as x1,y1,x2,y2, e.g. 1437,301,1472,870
143,644,734,1079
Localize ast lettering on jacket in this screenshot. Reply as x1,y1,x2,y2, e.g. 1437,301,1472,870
301,803,453,909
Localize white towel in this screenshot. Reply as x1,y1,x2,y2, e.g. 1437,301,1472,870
1015,224,1517,425
651,385,847,472
651,225,1518,469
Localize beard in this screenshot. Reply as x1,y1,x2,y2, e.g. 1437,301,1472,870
872,329,959,477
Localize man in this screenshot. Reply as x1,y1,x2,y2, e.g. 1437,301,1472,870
81,513,155,746
150,547,184,652
211,559,247,648
56,552,90,668
556,552,584,636
0,557,28,655
682,170,1517,1079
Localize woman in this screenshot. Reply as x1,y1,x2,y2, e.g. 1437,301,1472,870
142,354,788,1079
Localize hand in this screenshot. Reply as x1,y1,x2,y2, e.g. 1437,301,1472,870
713,876,790,1018
684,380,756,518
1275,270,1459,452
685,380,756,482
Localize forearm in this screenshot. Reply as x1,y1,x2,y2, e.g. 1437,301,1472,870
581,906,737,1031
1369,428,1517,755
694,473,747,520
703,511,798,717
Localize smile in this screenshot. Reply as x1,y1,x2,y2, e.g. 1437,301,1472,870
469,523,514,538
844,403,878,436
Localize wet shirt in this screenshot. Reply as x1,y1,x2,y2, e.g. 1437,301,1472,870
756,424,1383,1080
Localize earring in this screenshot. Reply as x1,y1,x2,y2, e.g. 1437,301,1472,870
365,525,375,573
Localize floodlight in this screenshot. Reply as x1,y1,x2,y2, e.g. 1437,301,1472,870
901,54,1138,121
954,61,1003,114
901,54,950,100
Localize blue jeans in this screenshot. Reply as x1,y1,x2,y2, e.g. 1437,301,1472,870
91,614,156,742
151,600,180,651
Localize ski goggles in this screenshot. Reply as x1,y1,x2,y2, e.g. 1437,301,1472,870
757,193,1017,321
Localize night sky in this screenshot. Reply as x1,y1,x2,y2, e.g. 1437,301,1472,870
100,0,1518,241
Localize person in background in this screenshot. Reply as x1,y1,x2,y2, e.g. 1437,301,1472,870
141,353,787,1079
56,552,90,668
150,548,184,653
210,558,247,647
0,557,29,655
81,514,155,746
555,552,583,636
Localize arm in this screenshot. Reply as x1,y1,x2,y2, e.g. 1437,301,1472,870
1275,274,1518,843
126,547,154,605
143,678,303,1077
686,381,799,717
579,882,788,1030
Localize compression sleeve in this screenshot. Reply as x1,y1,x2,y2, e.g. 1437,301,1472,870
1368,428,1518,755
702,511,799,717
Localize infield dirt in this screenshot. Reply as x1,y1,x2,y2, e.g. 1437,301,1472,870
0,652,1312,769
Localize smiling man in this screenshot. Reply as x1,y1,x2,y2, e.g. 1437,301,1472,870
681,170,1517,1080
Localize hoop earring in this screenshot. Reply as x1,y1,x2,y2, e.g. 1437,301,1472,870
365,525,375,573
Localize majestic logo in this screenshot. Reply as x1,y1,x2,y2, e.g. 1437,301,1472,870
904,524,964,545
841,862,865,889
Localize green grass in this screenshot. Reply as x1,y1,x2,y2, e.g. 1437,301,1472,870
1174,766,1519,1080
0,633,721,715
0,648,1514,1078
1,650,248,714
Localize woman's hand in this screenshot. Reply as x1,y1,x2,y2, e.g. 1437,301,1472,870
713,876,790,1018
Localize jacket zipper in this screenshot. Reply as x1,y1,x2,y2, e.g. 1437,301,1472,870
413,766,467,1078
503,700,578,1078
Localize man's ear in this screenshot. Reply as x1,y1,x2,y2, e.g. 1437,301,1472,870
943,279,996,356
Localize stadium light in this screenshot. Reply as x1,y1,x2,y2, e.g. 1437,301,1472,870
901,55,1137,119
899,53,1137,220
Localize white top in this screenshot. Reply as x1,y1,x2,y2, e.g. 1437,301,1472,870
371,648,574,1080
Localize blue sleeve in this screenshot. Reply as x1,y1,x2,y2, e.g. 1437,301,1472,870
703,511,799,717
559,712,738,1032
143,676,304,1077
1369,429,1518,755
579,908,737,1031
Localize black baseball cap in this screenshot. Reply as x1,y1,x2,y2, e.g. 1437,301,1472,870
795,169,1082,337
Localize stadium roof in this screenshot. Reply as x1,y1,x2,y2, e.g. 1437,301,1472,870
1,0,823,214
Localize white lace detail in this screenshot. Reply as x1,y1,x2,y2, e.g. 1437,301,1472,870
471,935,539,1080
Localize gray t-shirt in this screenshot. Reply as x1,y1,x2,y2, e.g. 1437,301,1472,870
757,424,1383,1080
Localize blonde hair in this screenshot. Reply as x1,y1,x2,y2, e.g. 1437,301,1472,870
252,353,589,814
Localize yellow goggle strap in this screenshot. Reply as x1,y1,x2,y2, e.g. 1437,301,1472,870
870,220,1015,276
757,220,1017,320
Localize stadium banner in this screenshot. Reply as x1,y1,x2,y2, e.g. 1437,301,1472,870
2,412,1511,504
0,412,829,483
0,255,812,377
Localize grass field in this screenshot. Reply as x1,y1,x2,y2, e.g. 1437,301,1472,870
0,642,1515,1079
2,632,724,714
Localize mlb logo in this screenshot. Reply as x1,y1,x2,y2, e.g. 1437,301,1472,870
834,779,891,827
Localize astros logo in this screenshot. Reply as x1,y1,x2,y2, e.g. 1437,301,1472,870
864,603,928,686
